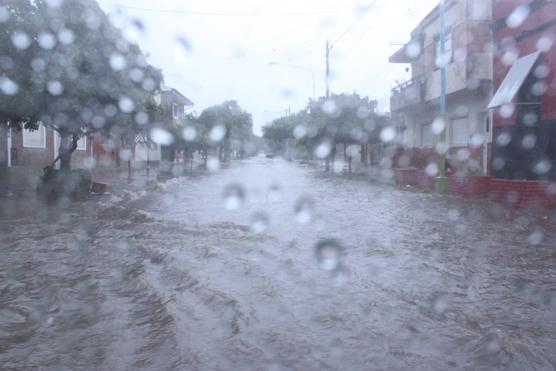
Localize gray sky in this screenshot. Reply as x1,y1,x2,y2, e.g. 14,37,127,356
99,0,439,135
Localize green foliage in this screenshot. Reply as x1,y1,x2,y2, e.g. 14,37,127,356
262,93,390,159
0,0,162,139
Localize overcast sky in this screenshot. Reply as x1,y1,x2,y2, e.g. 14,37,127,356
99,0,439,135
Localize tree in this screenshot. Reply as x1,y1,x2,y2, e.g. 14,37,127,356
0,0,163,170
197,101,253,162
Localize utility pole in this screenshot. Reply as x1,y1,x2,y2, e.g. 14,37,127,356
436,0,448,193
325,40,331,98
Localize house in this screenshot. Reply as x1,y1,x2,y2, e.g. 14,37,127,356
488,0,556,182
159,85,194,162
389,0,493,175
6,124,92,168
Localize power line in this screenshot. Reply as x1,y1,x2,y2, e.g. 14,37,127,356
98,2,360,17
330,0,378,48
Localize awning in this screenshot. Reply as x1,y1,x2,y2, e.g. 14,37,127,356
488,51,541,108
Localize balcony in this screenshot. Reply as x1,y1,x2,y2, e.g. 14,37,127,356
390,77,425,112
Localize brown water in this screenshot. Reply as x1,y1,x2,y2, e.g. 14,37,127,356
1,156,556,370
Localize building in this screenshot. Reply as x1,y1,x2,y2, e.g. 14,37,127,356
488,0,556,181
159,85,194,162
389,0,493,175
7,124,92,169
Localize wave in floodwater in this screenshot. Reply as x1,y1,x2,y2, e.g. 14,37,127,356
1,157,556,370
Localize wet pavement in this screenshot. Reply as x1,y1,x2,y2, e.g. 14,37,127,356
1,156,556,370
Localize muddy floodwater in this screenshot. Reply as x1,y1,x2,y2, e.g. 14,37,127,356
1,157,556,370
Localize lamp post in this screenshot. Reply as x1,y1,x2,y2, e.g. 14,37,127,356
268,62,316,101
436,0,448,193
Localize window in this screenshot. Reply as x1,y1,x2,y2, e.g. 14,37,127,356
421,123,433,147
172,103,179,119
22,124,46,148
451,117,468,145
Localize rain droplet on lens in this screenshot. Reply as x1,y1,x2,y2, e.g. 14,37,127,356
315,238,343,271
110,53,127,71
223,183,245,210
177,35,193,54
314,141,332,159
430,294,448,316
250,212,269,234
293,125,307,139
47,80,63,95
38,32,56,49
182,126,197,141
0,76,18,95
150,127,174,146
209,124,226,143
380,126,396,143
12,32,31,50
267,184,282,203
207,158,221,172
118,96,135,112
294,196,315,224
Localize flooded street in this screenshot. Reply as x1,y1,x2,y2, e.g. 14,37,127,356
1,157,556,370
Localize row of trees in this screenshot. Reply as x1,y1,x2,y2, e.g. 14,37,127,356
263,93,391,172
171,100,255,167
1,0,162,169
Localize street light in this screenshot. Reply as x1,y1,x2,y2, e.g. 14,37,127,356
268,62,316,101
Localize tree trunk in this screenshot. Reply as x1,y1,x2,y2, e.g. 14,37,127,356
58,132,78,171
344,143,347,161
348,156,352,174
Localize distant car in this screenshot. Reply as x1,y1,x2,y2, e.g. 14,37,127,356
265,153,275,158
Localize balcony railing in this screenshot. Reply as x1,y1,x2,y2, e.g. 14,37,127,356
390,76,425,112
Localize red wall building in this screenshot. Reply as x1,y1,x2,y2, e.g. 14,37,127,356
490,0,556,180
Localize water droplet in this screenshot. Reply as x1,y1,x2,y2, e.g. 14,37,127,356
0,6,10,23
58,28,75,44
456,148,470,161
46,0,63,7
293,125,307,139
176,35,193,54
533,159,551,175
118,96,135,112
425,163,439,177
120,149,133,161
315,239,343,271
294,196,315,224
110,53,127,71
431,117,446,135
182,126,197,141
534,64,550,79
314,141,332,159
527,229,544,245
209,124,226,143
506,5,529,28
38,32,56,49
447,209,460,222
250,212,269,234
207,158,221,171
0,76,18,95
267,184,282,203
405,41,421,59
322,99,337,115
380,127,396,143
150,128,174,146
134,111,149,125
11,32,31,50
142,78,156,91
47,80,63,96
522,134,536,149
531,81,547,96
129,68,144,82
495,132,511,147
470,133,485,148
499,104,515,118
536,36,553,52
223,183,245,210
430,294,448,315
492,157,506,170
